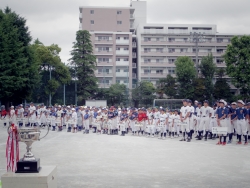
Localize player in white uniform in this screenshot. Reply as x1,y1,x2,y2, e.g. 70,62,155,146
29,102,36,126
194,102,202,137
153,108,160,135
146,108,155,137
71,108,77,133
179,99,191,142
188,100,195,139
209,103,218,140
158,109,168,140
197,100,211,141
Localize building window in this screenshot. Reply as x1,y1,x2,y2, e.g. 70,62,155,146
98,58,109,62
117,21,122,25
116,80,120,84
168,59,175,63
98,47,109,52
144,37,151,41
145,59,151,63
156,59,163,63
156,48,163,53
124,47,129,51
124,80,128,84
144,48,151,52
180,48,187,52
217,38,223,43
116,69,120,72
116,58,120,61
117,11,122,14
91,20,94,24
156,70,163,74
116,47,120,51
144,69,151,74
168,48,175,53
124,37,129,40
169,38,175,42
116,36,120,40
90,10,94,14
124,58,129,61
124,69,129,72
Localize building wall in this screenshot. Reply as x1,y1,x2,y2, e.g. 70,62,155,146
80,7,133,32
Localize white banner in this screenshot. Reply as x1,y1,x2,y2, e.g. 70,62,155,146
212,127,227,134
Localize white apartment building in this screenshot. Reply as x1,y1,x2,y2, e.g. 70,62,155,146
79,1,241,94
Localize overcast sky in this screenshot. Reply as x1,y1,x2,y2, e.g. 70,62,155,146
1,0,250,63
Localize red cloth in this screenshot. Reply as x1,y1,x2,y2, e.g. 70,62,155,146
142,112,148,120
1,109,7,116
138,113,144,122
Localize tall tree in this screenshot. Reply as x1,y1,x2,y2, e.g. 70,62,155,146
156,75,177,99
224,35,250,98
107,83,127,106
31,39,71,105
175,56,196,100
132,81,156,107
69,30,98,103
199,53,216,101
193,78,206,102
214,68,232,101
0,7,39,107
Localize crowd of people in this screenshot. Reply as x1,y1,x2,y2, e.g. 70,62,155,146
1,99,250,145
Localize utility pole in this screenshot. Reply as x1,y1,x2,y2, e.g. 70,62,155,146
75,64,77,105
190,32,206,77
49,66,52,106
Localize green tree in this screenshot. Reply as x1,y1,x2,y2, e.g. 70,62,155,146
193,78,205,102
175,56,196,99
156,75,176,99
0,7,40,107
107,83,127,106
224,35,250,98
31,39,71,105
69,30,98,103
132,81,156,107
214,68,232,101
199,53,216,101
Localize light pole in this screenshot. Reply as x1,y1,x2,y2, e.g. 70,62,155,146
49,66,52,106
189,32,206,77
75,64,77,106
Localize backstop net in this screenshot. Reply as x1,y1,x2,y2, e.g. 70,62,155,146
153,99,183,110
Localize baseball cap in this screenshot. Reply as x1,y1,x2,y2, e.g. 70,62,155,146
194,100,198,103
72,108,75,111
198,102,202,105
237,100,245,105
231,102,237,105
182,99,188,102
204,100,209,104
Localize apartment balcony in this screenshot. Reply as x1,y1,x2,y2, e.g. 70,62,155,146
141,62,171,67
79,13,82,19
132,53,137,58
132,63,137,68
79,23,82,30
141,51,225,57
132,42,137,48
141,73,167,78
116,61,129,66
116,40,129,44
96,72,113,77
98,83,111,88
97,62,113,66
130,15,135,20
95,39,113,44
116,72,129,77
141,40,230,47
95,50,113,55
132,84,137,89
116,51,129,55
168,30,189,34
143,29,165,34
